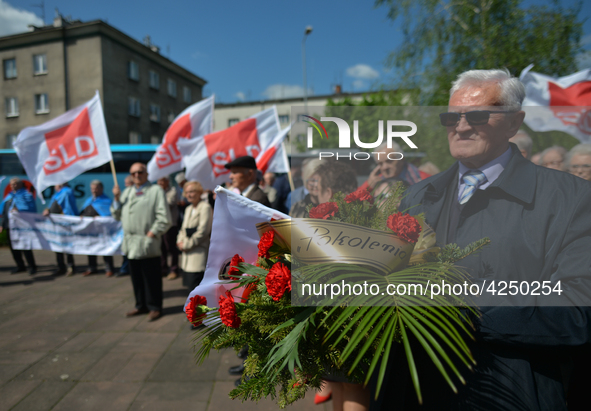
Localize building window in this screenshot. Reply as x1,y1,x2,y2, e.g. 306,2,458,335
167,79,177,97
279,114,289,124
33,54,47,75
129,131,141,144
183,86,191,103
6,134,18,148
3,58,17,79
5,97,18,117
149,70,159,89
34,93,49,114
167,111,175,123
150,104,161,123
128,61,139,81
150,135,161,144
128,97,140,117
228,118,239,127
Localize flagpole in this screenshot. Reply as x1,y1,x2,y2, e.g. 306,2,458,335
287,169,295,192
109,159,118,187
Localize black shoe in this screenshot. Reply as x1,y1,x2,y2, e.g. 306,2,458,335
10,267,26,274
234,375,252,387
237,345,249,359
28,267,37,275
229,364,245,375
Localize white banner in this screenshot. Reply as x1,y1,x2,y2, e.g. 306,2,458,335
185,187,288,308
13,91,112,200
8,212,123,255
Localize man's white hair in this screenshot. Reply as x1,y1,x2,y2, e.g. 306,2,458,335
450,68,526,110
566,143,591,168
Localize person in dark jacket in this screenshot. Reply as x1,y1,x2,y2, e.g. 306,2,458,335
225,156,270,207
0,178,37,274
374,69,591,411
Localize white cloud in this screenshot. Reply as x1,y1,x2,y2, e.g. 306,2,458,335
346,64,380,80
262,84,313,99
235,91,246,101
0,1,43,36
352,79,366,90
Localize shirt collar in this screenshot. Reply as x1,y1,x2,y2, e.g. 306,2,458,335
242,183,257,197
458,146,512,189
135,182,150,192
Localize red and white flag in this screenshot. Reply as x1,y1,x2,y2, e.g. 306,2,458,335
178,106,290,189
147,95,214,181
520,65,591,143
13,91,112,201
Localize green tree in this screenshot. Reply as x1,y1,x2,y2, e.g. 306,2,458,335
375,0,584,105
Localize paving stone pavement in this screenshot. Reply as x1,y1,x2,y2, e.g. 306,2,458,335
0,249,330,411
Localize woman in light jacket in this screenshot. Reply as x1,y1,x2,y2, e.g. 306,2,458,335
176,181,212,291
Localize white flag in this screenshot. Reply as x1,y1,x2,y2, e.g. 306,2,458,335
13,91,112,200
178,106,291,190
185,186,288,308
147,96,214,181
520,65,591,143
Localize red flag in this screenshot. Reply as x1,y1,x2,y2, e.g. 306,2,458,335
520,65,591,143
147,96,214,181
13,92,112,200
178,106,290,189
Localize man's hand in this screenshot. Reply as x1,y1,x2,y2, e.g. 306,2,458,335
367,165,383,189
42,209,50,217
177,242,184,252
0,227,3,234
112,185,121,201
146,231,155,238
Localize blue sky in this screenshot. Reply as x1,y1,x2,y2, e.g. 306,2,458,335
2,0,590,104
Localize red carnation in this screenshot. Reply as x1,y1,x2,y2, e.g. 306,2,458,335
345,189,374,204
265,262,292,301
185,295,207,326
387,212,422,244
309,202,339,219
258,231,275,258
218,290,241,328
228,254,245,277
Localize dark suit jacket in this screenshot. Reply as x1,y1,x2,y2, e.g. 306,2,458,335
380,145,591,410
245,186,271,208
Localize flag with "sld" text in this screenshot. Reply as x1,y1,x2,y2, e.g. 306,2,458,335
13,91,112,201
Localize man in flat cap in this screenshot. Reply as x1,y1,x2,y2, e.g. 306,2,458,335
224,156,270,207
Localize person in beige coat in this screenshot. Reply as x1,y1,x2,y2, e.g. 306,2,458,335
176,181,212,292
112,163,171,321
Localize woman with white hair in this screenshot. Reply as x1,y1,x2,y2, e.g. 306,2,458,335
566,143,591,181
176,181,212,300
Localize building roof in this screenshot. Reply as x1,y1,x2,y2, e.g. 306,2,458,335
0,19,206,86
216,91,369,108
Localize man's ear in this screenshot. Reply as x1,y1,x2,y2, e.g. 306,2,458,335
507,110,526,138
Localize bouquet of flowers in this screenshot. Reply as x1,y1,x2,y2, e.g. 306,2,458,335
188,184,488,407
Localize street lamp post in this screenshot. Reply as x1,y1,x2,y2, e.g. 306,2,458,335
302,26,313,114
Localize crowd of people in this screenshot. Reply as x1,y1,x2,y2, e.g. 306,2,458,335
1,68,591,410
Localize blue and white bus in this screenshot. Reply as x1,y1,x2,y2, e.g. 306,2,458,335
0,144,158,211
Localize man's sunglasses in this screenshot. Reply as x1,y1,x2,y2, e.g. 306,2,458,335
130,171,145,176
439,110,516,126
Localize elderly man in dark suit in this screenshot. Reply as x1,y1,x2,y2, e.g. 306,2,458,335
225,156,270,207
374,69,591,410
